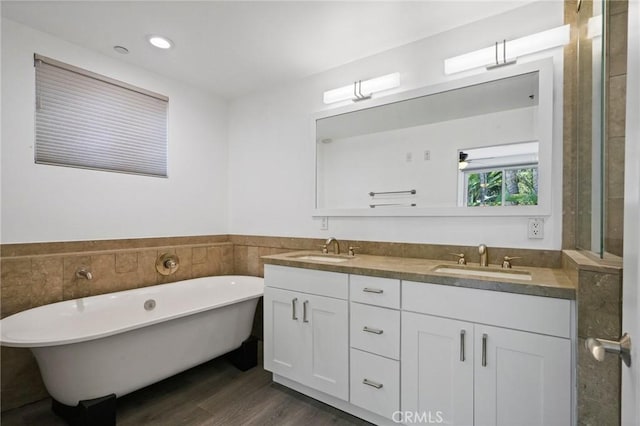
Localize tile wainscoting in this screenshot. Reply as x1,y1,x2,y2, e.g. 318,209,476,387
563,250,623,426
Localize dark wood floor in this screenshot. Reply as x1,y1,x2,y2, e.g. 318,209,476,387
1,346,371,426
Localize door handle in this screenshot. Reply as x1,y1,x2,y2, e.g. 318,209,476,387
460,329,466,362
363,287,383,294
303,300,309,323
586,333,631,367
363,326,384,335
291,298,298,320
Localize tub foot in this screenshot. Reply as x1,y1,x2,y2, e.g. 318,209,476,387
228,336,258,371
52,394,116,426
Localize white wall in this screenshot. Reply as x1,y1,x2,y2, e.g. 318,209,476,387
1,18,229,243
227,1,565,249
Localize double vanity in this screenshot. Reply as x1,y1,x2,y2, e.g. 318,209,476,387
262,245,575,425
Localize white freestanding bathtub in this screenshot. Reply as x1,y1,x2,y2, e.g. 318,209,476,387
0,275,264,410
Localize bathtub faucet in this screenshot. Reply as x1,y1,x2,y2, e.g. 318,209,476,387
76,267,93,280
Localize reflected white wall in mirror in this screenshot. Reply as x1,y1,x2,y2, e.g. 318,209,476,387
314,59,553,217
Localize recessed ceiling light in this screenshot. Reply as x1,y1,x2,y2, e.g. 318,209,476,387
148,35,173,50
113,46,129,54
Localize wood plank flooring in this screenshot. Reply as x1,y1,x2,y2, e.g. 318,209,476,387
1,345,371,426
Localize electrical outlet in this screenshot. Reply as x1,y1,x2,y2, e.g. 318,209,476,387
406,152,413,162
320,216,329,230
424,150,431,161
528,218,544,239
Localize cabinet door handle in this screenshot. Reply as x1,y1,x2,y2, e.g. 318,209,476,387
460,329,466,362
291,298,298,320
303,300,309,323
362,378,383,389
363,287,383,294
363,326,384,335
482,333,488,367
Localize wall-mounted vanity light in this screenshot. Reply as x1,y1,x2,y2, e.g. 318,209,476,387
444,24,570,75
323,72,400,104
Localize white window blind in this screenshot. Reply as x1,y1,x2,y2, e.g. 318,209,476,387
34,54,168,177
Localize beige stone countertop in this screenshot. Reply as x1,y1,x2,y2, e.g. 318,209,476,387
262,251,576,300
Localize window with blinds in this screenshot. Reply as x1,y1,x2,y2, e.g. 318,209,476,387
34,54,168,177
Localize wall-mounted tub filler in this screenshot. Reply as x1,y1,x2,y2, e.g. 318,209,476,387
156,253,180,275
75,267,93,280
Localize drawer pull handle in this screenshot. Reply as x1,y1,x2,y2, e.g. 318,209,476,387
363,288,383,294
362,378,383,389
303,300,309,323
363,326,384,335
291,298,298,320
482,333,488,367
460,329,466,362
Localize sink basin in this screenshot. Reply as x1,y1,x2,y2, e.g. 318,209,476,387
432,265,532,281
292,254,352,263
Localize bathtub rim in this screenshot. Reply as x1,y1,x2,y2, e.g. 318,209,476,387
0,275,264,348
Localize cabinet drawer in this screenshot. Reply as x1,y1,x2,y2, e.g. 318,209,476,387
350,302,400,360
264,265,348,299
350,275,400,309
402,281,572,338
350,348,399,420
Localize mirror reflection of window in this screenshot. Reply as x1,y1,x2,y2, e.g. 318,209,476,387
459,142,539,207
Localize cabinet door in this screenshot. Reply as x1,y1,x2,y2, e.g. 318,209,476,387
401,312,474,426
303,293,349,401
474,325,571,426
263,287,306,382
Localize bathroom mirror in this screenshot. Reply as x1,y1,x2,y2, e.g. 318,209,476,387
313,59,554,217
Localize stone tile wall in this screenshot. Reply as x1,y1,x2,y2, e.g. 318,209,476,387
604,1,628,256
564,250,623,425
566,0,628,257
230,235,563,276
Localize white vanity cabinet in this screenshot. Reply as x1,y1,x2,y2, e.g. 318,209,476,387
263,265,349,401
402,281,572,426
264,264,574,426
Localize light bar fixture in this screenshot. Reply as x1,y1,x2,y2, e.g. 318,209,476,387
323,72,400,104
444,24,570,75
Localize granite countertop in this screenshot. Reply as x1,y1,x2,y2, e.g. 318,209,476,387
262,250,576,300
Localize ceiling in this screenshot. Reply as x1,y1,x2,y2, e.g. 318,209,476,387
1,1,535,99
